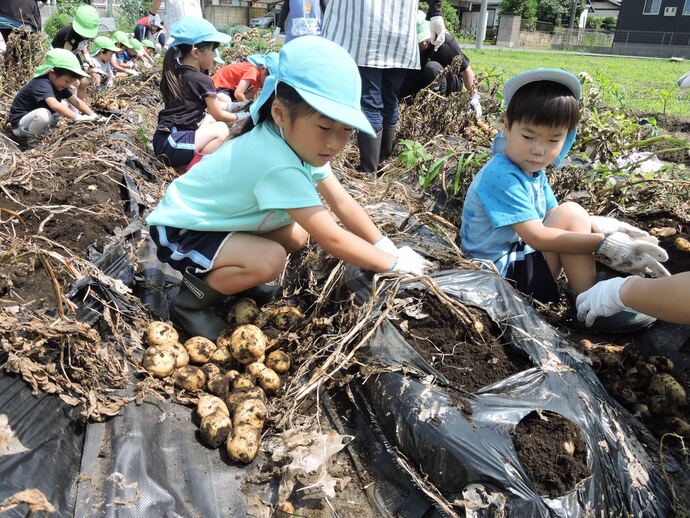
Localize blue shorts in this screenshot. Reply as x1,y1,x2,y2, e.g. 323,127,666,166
505,241,559,304
153,128,196,168
150,225,233,274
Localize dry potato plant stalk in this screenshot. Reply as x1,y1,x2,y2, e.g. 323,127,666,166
1,28,45,104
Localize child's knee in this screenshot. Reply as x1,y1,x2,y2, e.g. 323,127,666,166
215,122,230,139
547,202,590,231
257,243,287,280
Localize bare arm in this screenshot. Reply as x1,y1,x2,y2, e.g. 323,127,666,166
316,175,382,244
286,205,396,272
66,93,94,116
460,66,476,95
513,219,604,254
620,273,690,324
204,96,238,123
45,96,77,119
233,79,253,101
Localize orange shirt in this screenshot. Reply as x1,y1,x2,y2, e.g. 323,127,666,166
212,62,261,91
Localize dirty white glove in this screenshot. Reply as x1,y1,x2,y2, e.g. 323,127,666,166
73,113,98,122
590,215,656,244
469,93,482,118
374,236,399,256
576,277,633,327
125,68,139,76
225,100,252,113
429,16,446,51
233,111,251,122
595,232,670,278
391,247,431,276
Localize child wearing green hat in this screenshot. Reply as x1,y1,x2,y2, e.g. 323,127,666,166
51,4,100,100
88,35,120,88
9,48,99,138
153,17,243,170
146,35,431,340
109,31,137,76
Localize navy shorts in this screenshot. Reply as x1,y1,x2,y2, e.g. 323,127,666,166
505,241,560,304
149,225,233,274
153,128,197,168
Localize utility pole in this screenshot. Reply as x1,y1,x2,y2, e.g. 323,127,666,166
475,0,488,49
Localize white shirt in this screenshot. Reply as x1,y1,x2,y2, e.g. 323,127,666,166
321,0,419,69
162,0,202,30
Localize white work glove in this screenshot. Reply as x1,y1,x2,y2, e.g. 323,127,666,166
233,111,251,122
73,113,97,122
590,215,656,243
469,93,482,119
391,246,431,276
272,27,281,41
225,100,252,113
374,236,399,256
125,68,139,76
429,16,446,51
576,277,633,327
595,231,670,278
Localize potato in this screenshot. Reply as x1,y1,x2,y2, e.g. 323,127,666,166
272,306,303,330
675,236,690,252
635,361,657,386
617,386,638,406
225,387,266,415
233,373,255,390
633,403,651,421
146,321,179,347
648,395,669,416
226,424,261,464
225,370,240,383
210,346,235,367
229,325,267,365
648,373,686,406
276,501,295,517
648,356,674,372
247,362,281,394
201,363,221,379
196,395,228,420
161,342,189,368
650,227,676,238
207,373,231,398
265,350,291,374
173,366,207,392
199,409,233,449
143,346,177,378
184,336,217,364
227,298,260,325
233,398,267,430
666,417,690,437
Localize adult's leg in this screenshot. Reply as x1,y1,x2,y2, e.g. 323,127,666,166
379,68,408,164
357,66,383,173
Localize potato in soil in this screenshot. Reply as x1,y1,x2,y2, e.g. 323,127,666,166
184,336,217,364
199,409,233,449
196,395,229,420
225,387,266,414
143,346,177,378
233,398,267,430
233,373,256,390
173,366,207,392
647,373,686,406
229,325,266,365
161,342,189,368
265,350,291,374
227,298,260,325
207,373,230,398
210,346,234,367
227,424,261,463
247,362,281,393
270,306,304,330
201,363,221,379
146,321,179,347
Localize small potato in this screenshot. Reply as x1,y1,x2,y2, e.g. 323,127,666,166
666,417,690,437
208,373,231,398
648,373,686,406
648,356,674,372
271,306,303,330
617,386,638,406
143,346,177,378
227,298,260,325
635,361,657,385
225,370,240,383
216,328,233,349
210,346,235,367
248,362,281,393
233,398,268,430
648,395,669,416
201,363,221,379
225,387,266,414
146,321,179,347
199,409,233,449
233,373,256,390
226,424,261,463
675,236,690,253
184,336,217,364
650,227,676,238
265,350,291,374
196,395,229,420
161,342,189,368
633,403,651,421
229,325,267,365
173,365,207,392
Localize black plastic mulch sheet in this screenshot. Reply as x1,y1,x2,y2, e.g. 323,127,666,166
345,266,683,517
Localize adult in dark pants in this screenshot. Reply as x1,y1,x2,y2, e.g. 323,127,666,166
399,12,482,119
321,0,445,174
0,0,42,50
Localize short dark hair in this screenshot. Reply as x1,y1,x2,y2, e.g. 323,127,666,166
52,67,82,79
506,80,580,130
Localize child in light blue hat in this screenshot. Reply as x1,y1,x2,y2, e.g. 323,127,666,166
153,17,244,170
146,35,431,340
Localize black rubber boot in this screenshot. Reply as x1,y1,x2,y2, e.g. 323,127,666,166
170,268,227,341
235,283,282,306
379,123,396,164
357,130,382,175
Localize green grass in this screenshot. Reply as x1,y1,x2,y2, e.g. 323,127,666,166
464,49,690,117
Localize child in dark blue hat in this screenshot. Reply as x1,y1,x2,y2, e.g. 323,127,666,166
146,36,431,340
153,17,245,171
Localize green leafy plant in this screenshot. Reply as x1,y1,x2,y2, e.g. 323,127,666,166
44,0,87,40
656,88,674,115
116,0,149,32
397,139,432,168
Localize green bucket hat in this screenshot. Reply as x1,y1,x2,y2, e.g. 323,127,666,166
72,4,100,39
416,11,431,43
128,38,144,55
34,48,88,78
90,35,120,56
141,39,155,49
112,30,129,46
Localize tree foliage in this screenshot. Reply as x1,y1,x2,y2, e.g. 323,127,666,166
44,0,87,39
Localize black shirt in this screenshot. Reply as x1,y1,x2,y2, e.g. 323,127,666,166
0,0,41,32
52,26,89,56
156,66,217,132
420,33,470,71
9,76,74,128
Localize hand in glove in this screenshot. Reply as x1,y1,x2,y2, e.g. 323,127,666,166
374,236,399,256
576,277,633,327
429,16,446,51
595,231,670,278
590,215,656,243
272,27,281,41
233,111,251,122
469,93,482,119
125,68,140,76
391,247,431,276
226,100,252,113
73,113,98,122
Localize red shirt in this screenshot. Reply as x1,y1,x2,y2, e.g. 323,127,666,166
212,62,262,92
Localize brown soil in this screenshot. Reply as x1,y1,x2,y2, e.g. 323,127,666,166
404,292,531,393
512,411,591,497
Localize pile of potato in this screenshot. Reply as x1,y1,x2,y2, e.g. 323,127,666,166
141,298,300,463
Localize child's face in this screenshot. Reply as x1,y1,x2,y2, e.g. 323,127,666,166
49,71,79,91
503,120,569,174
101,50,113,61
280,110,353,167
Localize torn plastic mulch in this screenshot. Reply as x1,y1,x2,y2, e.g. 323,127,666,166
344,265,681,516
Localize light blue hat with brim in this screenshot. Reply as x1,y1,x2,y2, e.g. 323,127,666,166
246,52,278,68
168,17,231,48
250,36,375,136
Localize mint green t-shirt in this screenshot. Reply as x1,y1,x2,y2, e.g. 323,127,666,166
146,122,331,232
